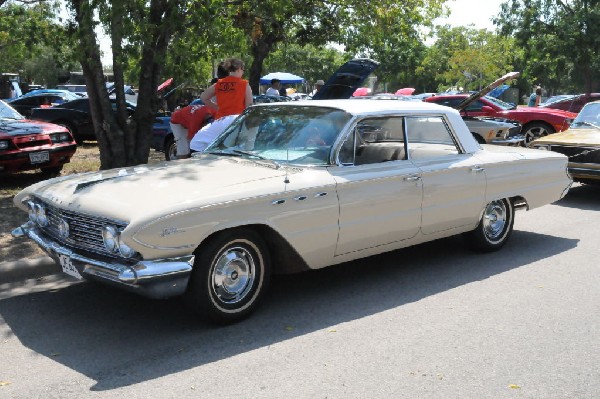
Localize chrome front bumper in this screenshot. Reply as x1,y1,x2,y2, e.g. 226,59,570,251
491,135,526,145
11,222,193,299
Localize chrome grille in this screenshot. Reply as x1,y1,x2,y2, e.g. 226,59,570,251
549,145,600,163
39,199,127,259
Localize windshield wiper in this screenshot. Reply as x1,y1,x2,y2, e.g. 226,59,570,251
208,149,281,168
573,121,600,129
230,149,267,159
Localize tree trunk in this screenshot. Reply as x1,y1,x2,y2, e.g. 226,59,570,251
72,0,128,170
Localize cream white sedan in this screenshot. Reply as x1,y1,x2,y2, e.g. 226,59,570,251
12,100,572,323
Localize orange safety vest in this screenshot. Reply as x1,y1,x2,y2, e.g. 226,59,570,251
215,76,248,119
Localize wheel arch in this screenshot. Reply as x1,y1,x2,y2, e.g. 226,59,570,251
522,120,555,133
193,223,310,275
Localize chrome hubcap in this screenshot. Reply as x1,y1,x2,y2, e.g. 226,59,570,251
483,200,507,240
212,246,255,304
524,127,548,147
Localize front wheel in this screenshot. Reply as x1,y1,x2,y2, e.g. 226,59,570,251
463,198,514,252
523,123,554,147
185,229,271,324
164,136,177,161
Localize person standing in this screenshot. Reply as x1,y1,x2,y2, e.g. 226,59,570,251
528,86,542,107
310,80,325,97
190,58,253,152
266,79,281,96
169,104,215,159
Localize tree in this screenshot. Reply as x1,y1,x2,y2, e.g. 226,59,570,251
263,43,346,89
341,1,446,92
66,0,212,169
417,25,521,92
0,2,78,85
495,0,600,93
224,0,448,94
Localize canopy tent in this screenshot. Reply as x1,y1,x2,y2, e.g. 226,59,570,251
260,72,304,85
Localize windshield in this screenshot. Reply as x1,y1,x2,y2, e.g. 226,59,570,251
0,100,25,120
570,103,600,129
206,105,352,166
484,95,516,110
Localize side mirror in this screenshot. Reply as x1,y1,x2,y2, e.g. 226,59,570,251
481,105,494,113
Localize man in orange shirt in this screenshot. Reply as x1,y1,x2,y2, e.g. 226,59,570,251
169,104,215,159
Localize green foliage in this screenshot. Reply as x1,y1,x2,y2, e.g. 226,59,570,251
0,2,78,85
418,25,522,92
341,1,446,91
496,0,600,93
263,43,346,89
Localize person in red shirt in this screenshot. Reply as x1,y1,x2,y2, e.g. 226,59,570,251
169,104,215,159
191,58,253,152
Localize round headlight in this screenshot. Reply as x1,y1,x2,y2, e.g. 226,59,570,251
118,240,136,258
27,201,36,223
102,225,119,253
34,203,48,227
60,133,71,141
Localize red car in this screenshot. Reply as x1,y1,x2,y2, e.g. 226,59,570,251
425,72,577,146
0,100,76,175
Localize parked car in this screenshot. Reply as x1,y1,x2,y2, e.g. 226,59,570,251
531,100,600,184
425,72,577,146
8,91,80,117
56,84,88,97
29,97,136,142
0,99,76,175
540,94,574,106
12,99,571,323
539,93,600,114
461,115,523,145
150,111,176,160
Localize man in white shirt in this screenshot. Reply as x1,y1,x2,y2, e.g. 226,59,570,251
265,79,281,96
310,80,325,97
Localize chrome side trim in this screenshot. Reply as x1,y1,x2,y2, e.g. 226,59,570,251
13,222,193,299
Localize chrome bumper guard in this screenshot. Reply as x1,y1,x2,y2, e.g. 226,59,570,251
491,135,526,145
569,166,600,179
11,222,193,299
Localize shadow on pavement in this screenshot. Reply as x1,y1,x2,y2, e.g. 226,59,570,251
0,230,578,391
555,183,600,211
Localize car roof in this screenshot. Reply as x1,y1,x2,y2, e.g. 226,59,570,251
254,98,457,116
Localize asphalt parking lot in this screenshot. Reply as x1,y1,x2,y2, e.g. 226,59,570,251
1,183,599,398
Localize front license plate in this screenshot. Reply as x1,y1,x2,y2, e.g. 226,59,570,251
58,254,82,279
29,151,50,164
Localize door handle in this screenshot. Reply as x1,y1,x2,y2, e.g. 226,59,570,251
404,175,421,182
471,166,485,173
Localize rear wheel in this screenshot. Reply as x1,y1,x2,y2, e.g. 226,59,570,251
463,198,514,252
523,122,554,147
184,229,271,324
164,136,177,161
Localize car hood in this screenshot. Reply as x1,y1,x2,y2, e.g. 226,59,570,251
312,58,379,100
0,118,67,137
510,106,577,118
15,155,295,222
532,128,600,146
456,71,520,111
